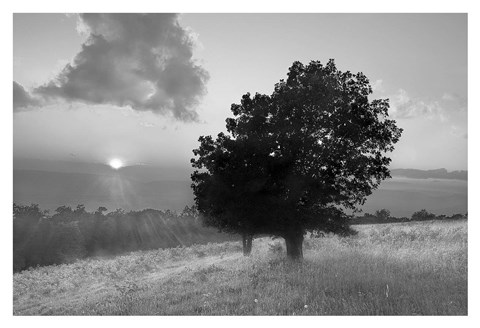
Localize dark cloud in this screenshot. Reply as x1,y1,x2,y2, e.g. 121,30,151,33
33,13,209,121
13,82,41,111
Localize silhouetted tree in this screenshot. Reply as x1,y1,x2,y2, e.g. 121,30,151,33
13,203,47,222
191,134,262,255
52,205,74,222
375,209,391,221
450,213,465,220
411,209,435,221
180,205,199,219
192,59,402,260
74,204,86,215
95,206,108,216
13,203,49,271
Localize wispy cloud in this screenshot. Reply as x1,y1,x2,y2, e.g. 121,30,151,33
14,14,209,121
388,89,445,120
139,122,157,128
442,92,467,110
442,93,455,101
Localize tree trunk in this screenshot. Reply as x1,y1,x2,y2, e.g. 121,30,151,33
284,232,304,261
242,233,253,256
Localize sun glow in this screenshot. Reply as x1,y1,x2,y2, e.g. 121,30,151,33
109,158,124,170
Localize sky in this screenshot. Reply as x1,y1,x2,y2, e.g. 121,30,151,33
13,13,468,172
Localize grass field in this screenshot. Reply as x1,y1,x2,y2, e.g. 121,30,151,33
13,219,467,315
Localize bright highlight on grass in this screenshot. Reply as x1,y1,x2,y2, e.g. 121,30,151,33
109,158,124,170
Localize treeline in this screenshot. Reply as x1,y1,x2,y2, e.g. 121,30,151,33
352,209,468,225
14,203,467,271
13,203,237,272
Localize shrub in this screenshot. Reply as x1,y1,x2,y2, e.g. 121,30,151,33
411,209,436,221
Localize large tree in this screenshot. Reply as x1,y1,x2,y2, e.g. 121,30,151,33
191,134,261,255
191,60,402,260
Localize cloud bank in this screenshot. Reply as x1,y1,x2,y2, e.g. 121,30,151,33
13,82,42,110
14,13,209,121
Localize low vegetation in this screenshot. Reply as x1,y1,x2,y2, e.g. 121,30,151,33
13,219,467,315
13,202,467,272
353,208,467,225
13,204,237,272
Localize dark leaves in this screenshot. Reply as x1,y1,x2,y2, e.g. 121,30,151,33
191,59,402,236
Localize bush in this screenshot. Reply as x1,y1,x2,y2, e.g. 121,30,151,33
375,209,391,220
411,209,436,221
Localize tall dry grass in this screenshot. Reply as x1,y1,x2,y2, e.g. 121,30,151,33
13,219,467,315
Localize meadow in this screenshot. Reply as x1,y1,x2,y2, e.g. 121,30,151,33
13,219,467,315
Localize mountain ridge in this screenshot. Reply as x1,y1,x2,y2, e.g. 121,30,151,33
390,168,467,180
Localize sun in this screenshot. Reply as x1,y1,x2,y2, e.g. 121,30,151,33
109,158,124,170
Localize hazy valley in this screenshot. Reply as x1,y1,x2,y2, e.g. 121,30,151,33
13,160,467,217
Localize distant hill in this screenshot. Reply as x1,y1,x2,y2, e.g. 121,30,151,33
360,175,467,217
13,169,193,212
13,161,467,217
13,158,191,182
390,168,467,180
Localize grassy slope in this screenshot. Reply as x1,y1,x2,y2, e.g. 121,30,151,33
13,220,467,315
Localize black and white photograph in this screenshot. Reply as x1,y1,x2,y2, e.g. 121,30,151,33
5,2,476,319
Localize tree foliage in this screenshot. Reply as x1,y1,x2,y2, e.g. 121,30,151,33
411,209,436,221
375,209,391,220
191,59,402,259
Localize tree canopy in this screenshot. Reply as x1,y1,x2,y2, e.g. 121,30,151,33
191,59,402,259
